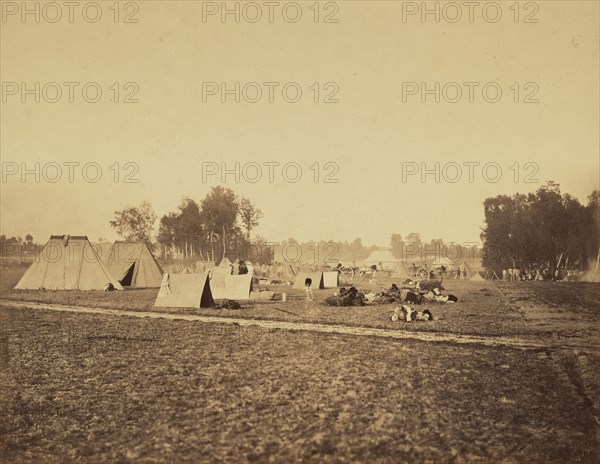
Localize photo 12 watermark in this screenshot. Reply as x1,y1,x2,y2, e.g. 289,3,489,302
1,1,140,23
201,82,339,103
401,82,540,104
400,161,540,184
1,82,140,103
201,161,340,184
200,1,339,24
1,161,140,184
400,1,539,24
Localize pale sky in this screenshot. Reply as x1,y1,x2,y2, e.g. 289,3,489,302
1,1,598,247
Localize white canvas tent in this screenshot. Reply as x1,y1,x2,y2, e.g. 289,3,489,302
461,261,476,279
322,271,339,288
217,257,233,271
392,261,411,279
104,241,163,288
431,257,456,269
293,272,324,290
15,235,123,290
210,273,253,300
154,271,214,308
460,261,485,281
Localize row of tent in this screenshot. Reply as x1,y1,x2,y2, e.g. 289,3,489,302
14,236,256,303
389,261,484,281
363,250,484,281
13,235,323,299
15,236,165,290
14,236,484,308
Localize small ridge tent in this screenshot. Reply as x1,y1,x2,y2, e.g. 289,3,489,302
210,273,253,300
104,241,163,288
15,235,123,290
293,272,324,290
154,271,214,308
322,271,339,288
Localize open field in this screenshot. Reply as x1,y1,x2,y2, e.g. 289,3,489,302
1,266,599,462
2,267,599,347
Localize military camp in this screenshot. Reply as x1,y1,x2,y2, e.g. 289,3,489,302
2,2,599,461
2,184,599,464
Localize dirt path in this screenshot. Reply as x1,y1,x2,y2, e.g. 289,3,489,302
1,299,598,352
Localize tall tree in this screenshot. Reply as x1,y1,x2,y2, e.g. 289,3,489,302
200,186,242,261
238,197,263,239
390,234,403,258
109,201,157,243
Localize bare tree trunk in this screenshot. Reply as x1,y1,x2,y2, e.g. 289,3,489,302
556,252,563,270
222,226,226,261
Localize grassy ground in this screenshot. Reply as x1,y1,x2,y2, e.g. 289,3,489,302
1,307,598,463
2,267,599,346
2,266,599,462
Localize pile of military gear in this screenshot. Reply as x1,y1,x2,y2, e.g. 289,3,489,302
389,305,433,322
421,287,458,303
324,287,367,306
213,299,242,309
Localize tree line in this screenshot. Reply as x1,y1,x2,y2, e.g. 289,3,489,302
481,182,599,274
110,186,264,262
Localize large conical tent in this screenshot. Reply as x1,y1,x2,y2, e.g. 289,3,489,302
461,261,484,281
104,241,163,287
392,261,411,279
15,235,124,290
